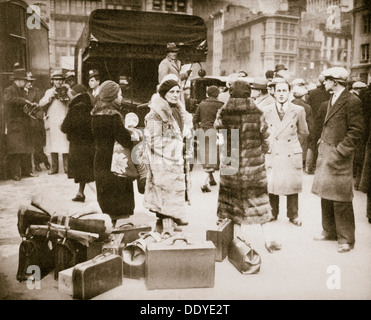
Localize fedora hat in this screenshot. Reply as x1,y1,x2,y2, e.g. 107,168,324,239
166,42,179,52
275,64,287,72
12,68,28,80
88,69,100,80
251,78,268,90
51,70,65,80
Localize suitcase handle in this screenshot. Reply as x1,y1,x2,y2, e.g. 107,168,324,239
170,237,190,245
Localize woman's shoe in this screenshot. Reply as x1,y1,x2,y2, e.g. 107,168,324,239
72,194,85,202
44,162,51,170
209,174,217,186
201,185,211,193
265,241,282,253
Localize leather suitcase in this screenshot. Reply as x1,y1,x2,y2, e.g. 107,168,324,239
16,236,54,282
145,236,216,290
228,237,261,275
72,253,123,300
54,238,87,280
206,218,234,262
17,205,50,238
111,223,152,244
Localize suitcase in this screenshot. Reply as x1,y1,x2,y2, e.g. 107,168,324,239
206,218,234,262
122,231,162,279
58,267,74,296
111,223,152,244
72,253,123,300
228,237,261,275
54,238,87,280
17,205,50,238
145,236,216,290
16,236,54,282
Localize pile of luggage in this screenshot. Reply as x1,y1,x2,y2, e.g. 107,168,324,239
16,195,261,299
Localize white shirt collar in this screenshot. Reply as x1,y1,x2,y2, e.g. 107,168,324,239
276,100,288,112
331,87,345,105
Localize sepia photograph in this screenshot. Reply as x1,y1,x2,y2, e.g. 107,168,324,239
0,0,370,305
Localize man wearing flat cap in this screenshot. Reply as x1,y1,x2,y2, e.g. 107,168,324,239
250,78,275,110
312,67,364,253
39,70,70,175
88,69,101,102
158,42,191,85
3,68,36,180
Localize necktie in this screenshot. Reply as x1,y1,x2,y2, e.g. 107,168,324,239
278,103,285,121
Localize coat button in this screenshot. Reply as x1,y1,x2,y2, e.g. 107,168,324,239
288,155,291,157
288,139,291,142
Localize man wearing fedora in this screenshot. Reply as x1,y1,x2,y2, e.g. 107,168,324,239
24,72,50,172
250,78,275,110
312,67,364,253
274,64,288,79
3,68,36,180
39,70,70,175
158,42,191,84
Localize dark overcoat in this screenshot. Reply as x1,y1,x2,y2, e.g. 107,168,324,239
312,89,364,202
61,93,95,184
214,97,273,225
3,83,33,154
360,116,371,193
91,105,134,219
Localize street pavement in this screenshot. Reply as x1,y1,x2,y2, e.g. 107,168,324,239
0,163,370,300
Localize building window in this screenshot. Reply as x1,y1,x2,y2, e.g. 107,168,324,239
363,14,371,34
282,38,288,51
331,37,335,47
178,0,186,12
70,22,85,40
70,0,84,14
289,24,295,35
289,39,295,52
165,0,174,11
153,0,161,10
361,43,370,62
282,23,288,35
55,20,67,38
276,22,281,34
85,1,98,14
275,38,280,50
55,46,67,67
55,0,68,14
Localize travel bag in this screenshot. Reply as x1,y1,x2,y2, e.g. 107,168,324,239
54,238,87,280
206,218,234,262
145,235,216,290
228,237,261,275
16,236,54,282
72,253,123,300
102,233,125,256
122,231,162,279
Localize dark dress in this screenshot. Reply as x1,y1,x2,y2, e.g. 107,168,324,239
61,93,95,184
91,111,134,219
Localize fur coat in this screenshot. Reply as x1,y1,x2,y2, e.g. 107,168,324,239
214,97,273,225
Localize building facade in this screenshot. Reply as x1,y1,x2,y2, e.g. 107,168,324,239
351,0,371,83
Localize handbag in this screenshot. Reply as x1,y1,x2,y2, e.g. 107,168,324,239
111,141,139,179
228,237,261,275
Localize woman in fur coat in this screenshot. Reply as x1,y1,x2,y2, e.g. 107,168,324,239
214,80,281,253
143,79,193,233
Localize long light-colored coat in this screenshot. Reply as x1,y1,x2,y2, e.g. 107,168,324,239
262,102,309,195
312,89,364,202
143,94,193,219
39,88,69,153
158,57,188,84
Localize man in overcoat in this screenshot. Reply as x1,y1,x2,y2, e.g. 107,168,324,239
262,80,309,227
312,67,364,253
3,68,36,180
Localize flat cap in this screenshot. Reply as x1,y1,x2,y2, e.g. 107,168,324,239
251,78,268,90
66,71,75,79
322,67,349,82
292,85,308,97
291,78,306,87
352,81,367,89
268,77,286,87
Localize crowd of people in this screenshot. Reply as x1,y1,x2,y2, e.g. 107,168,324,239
3,42,371,255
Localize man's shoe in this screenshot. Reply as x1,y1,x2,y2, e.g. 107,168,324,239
289,218,302,227
368,218,371,224
337,243,354,253
48,170,58,175
12,175,21,181
44,162,51,170
269,216,278,222
23,173,36,177
313,234,337,241
209,174,217,186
